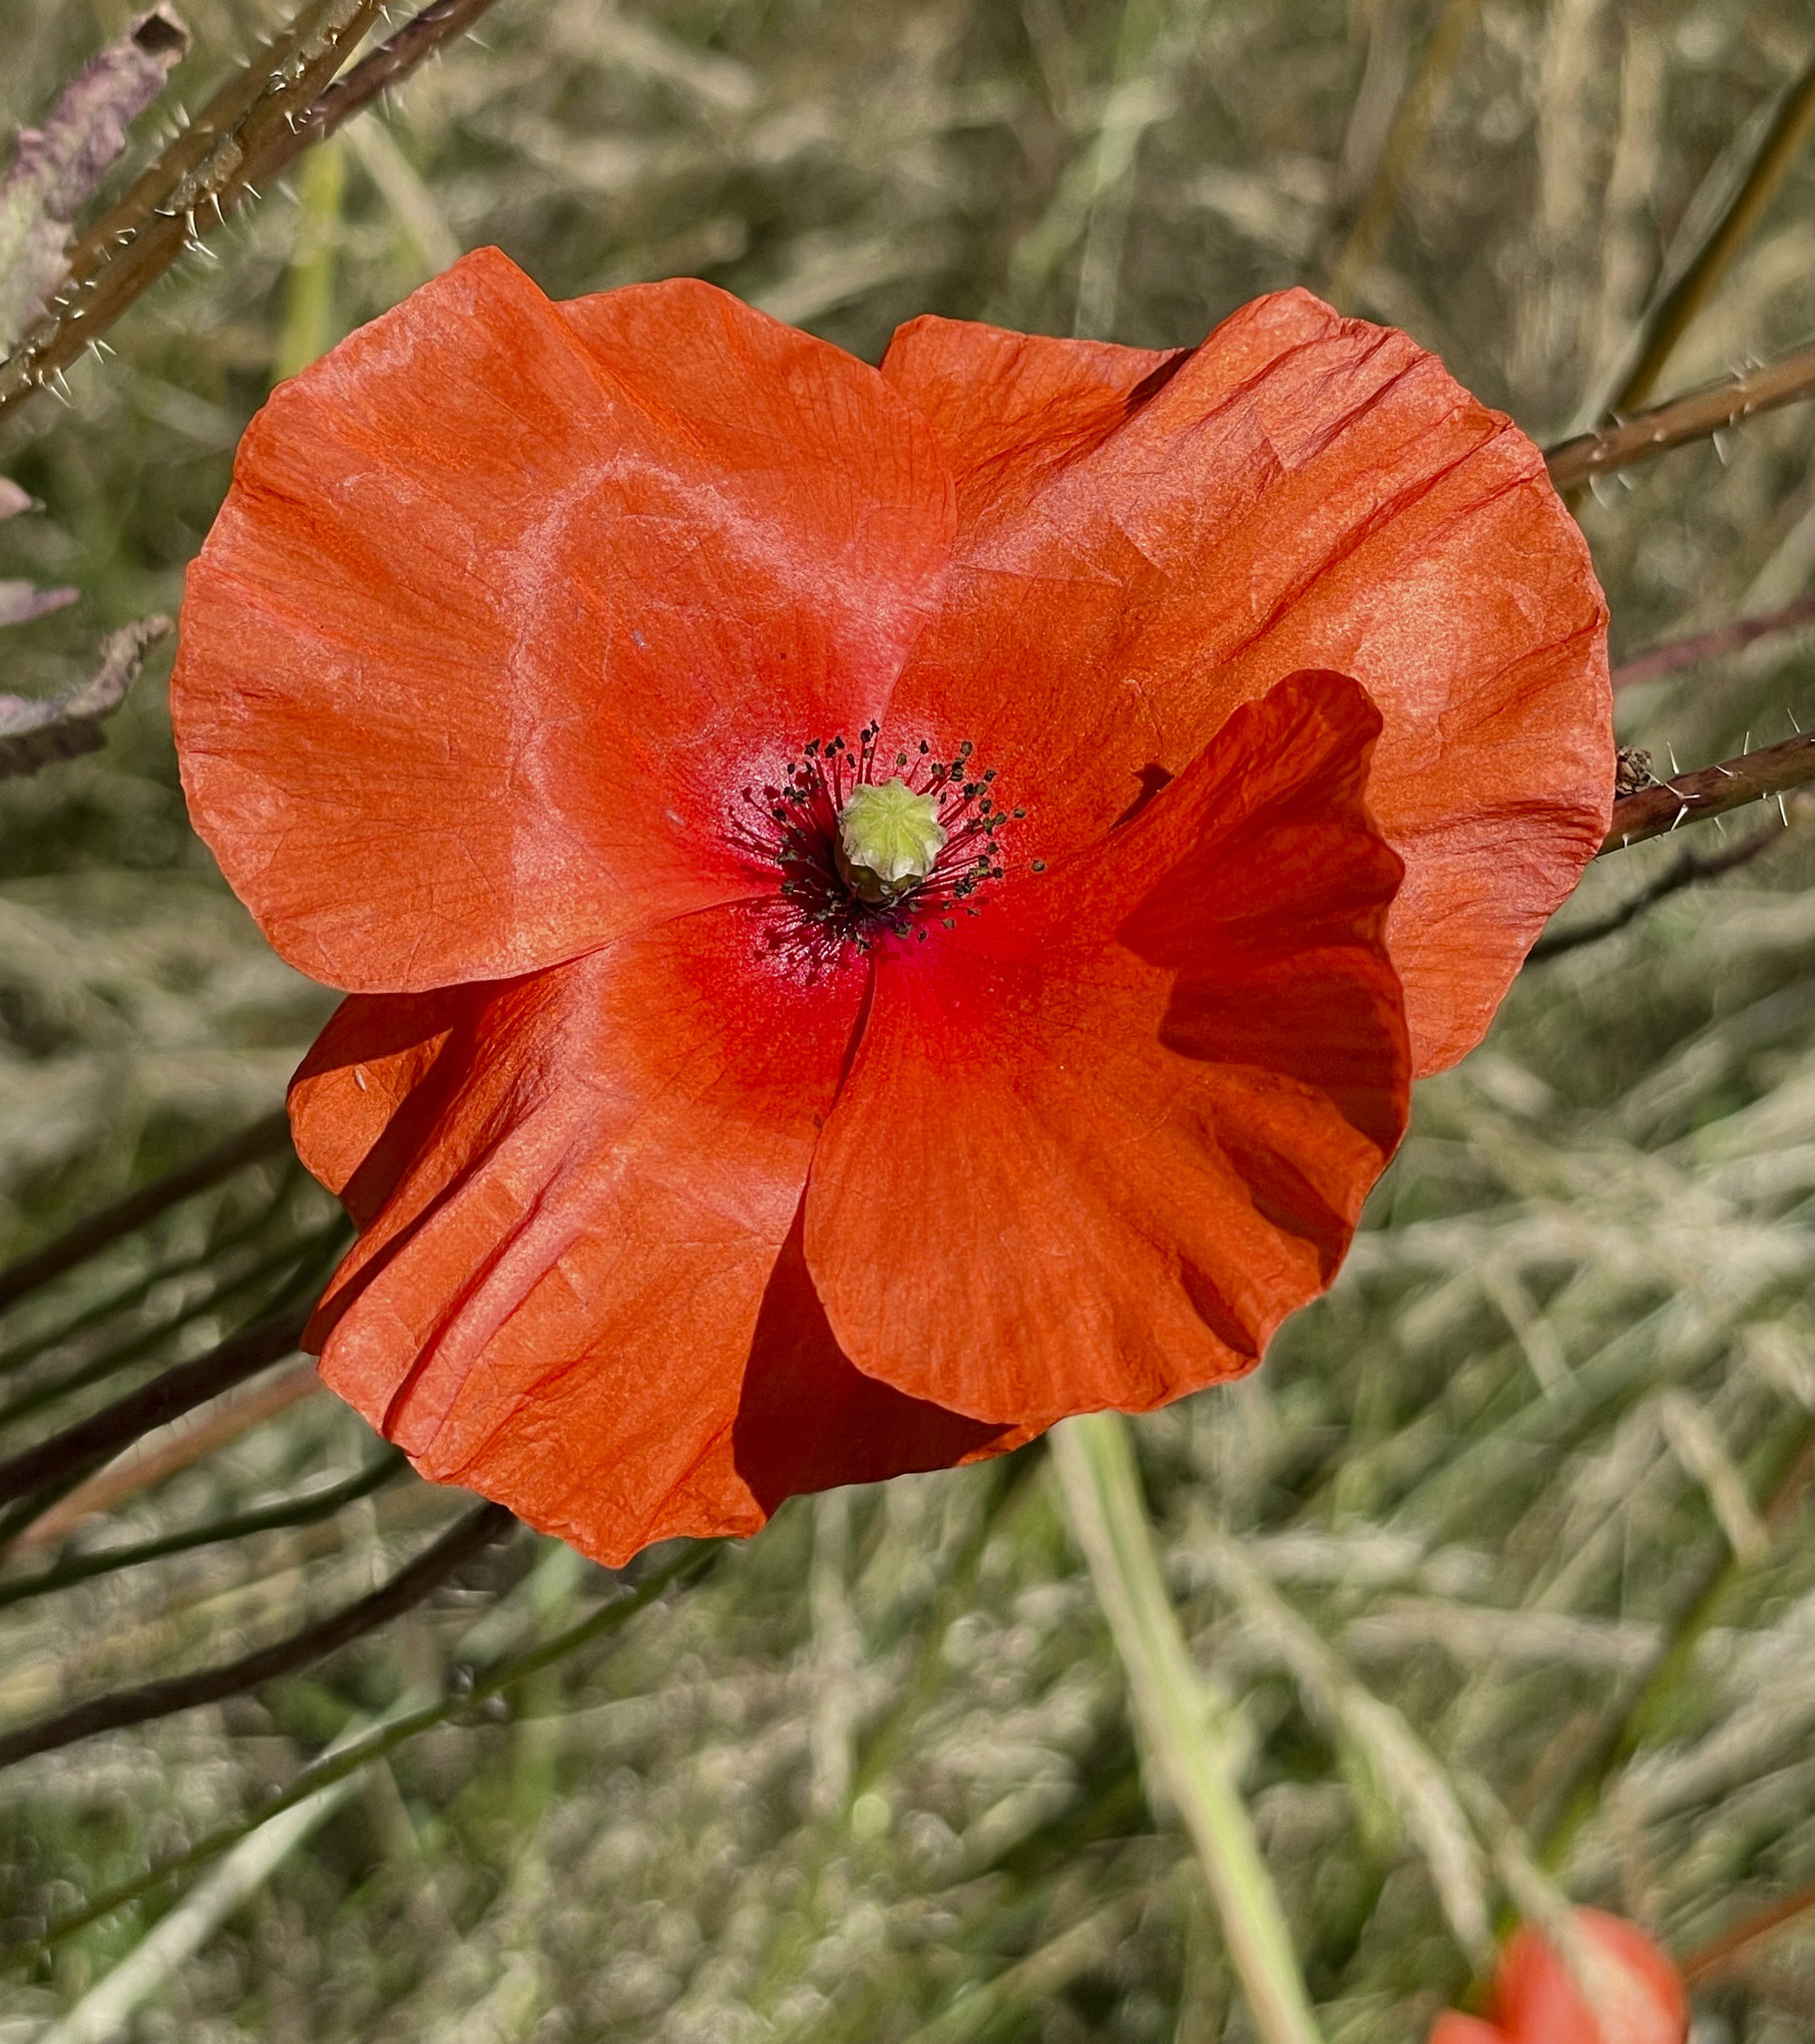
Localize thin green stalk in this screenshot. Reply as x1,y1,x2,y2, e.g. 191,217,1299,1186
0,1224,343,1431
276,134,347,381
0,1114,291,1315
0,1448,407,1611
2,1538,722,1970
1051,1412,1322,2044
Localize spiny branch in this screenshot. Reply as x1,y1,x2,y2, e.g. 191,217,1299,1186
1546,338,1815,491
0,0,387,419
1605,54,1815,419
0,0,502,425
1601,728,1815,850
304,0,501,138
1533,820,1784,960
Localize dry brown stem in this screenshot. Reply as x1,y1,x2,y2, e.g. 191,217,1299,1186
0,1110,290,1311
1608,54,1815,417
0,1300,308,1510
1323,0,1480,310
0,1499,513,1770
0,0,501,427
10,1359,322,1552
1547,339,1815,489
1601,730,1815,849
1611,594,1815,690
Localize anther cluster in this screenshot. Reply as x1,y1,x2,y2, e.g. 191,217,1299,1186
736,722,1025,968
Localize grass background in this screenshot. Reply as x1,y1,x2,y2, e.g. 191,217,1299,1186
4,0,1815,2038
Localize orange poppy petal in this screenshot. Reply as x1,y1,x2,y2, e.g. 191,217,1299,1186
880,293,1610,1075
804,671,1409,1427
176,247,953,994
730,1199,1029,1512
1428,2020,1507,2044
289,903,868,1566
1497,1912,1686,2044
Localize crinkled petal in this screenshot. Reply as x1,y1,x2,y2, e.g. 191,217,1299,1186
177,247,954,993
290,902,870,1565
880,293,1610,1075
804,671,1409,1426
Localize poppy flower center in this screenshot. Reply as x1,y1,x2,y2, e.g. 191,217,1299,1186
736,723,1022,965
836,779,946,899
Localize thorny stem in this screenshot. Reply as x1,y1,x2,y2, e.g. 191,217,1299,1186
1545,337,1815,490
0,1111,290,1312
1600,729,1815,849
0,1539,719,1971
1605,53,1815,420
0,0,503,426
58,0,362,291
306,0,503,137
0,1498,514,1770
0,0,388,419
1051,1412,1323,2044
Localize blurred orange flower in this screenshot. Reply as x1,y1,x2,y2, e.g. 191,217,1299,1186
173,249,1608,1564
1431,1908,1688,2044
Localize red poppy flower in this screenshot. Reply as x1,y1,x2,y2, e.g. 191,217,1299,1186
173,248,1608,1564
1430,1908,1688,2044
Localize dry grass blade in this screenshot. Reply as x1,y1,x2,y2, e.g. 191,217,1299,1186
1193,1525,1494,1969
0,615,169,778
7,1357,326,1557
1604,53,1815,419
1322,0,1479,310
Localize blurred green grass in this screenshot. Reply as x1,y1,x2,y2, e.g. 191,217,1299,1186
4,0,1815,2038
